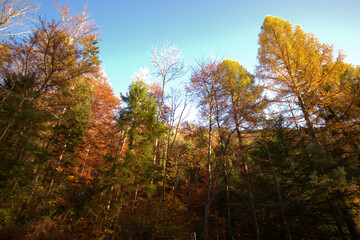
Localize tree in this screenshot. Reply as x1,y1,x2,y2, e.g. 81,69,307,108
257,16,345,143
149,41,187,180
0,2,101,237
257,16,360,240
0,0,37,36
318,64,360,147
78,72,121,178
219,59,265,240
113,79,164,238
187,58,223,240
150,41,186,122
162,88,190,200
119,79,164,165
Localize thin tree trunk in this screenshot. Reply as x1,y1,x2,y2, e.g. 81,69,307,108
234,125,261,239
163,93,189,200
47,142,68,195
342,207,360,240
172,154,179,201
131,184,139,213
0,82,15,107
286,147,314,239
241,153,261,240
225,164,233,240
111,200,123,240
201,107,213,240
81,145,91,176
264,142,292,240
297,95,318,144
115,126,128,158
0,97,26,141
331,211,346,240
162,123,173,201
98,185,114,232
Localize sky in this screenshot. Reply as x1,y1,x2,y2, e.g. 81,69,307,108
37,0,360,96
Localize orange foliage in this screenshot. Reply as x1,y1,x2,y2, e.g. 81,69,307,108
77,72,122,178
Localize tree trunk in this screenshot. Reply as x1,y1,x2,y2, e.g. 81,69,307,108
342,207,360,240
233,120,261,240
201,107,213,240
131,184,139,213
81,146,91,176
332,213,347,240
297,95,318,144
0,97,27,141
264,142,292,240
225,166,233,240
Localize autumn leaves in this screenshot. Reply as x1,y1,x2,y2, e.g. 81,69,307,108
0,5,359,239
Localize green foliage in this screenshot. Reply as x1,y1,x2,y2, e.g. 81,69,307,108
1,10,359,240
119,79,165,189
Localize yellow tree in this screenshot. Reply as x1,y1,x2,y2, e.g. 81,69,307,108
257,16,345,143
320,64,360,144
219,59,264,240
257,16,360,240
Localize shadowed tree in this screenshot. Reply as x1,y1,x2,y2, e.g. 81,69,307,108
187,58,223,240
219,59,265,240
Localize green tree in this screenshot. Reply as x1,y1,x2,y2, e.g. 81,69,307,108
0,2,101,238
109,79,164,239
119,79,164,185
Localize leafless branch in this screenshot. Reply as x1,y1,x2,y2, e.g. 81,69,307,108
0,0,38,36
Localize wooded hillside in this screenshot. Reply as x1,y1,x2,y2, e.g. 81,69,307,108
0,3,359,240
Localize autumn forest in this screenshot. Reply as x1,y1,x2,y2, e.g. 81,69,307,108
0,1,359,240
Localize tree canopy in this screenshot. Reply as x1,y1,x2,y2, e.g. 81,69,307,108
0,8,359,240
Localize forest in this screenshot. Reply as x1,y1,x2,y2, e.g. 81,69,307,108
0,1,359,240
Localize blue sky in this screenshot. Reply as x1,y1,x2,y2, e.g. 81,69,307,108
38,0,360,96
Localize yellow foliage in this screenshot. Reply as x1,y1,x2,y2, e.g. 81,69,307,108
257,16,346,131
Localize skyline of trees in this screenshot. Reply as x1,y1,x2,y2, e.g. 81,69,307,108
0,2,359,240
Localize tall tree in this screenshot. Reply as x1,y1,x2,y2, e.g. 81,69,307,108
219,59,265,240
187,59,223,240
149,42,186,175
0,2,101,237
162,88,190,200
257,16,360,240
257,15,345,143
78,72,121,178
150,41,186,122
113,78,164,238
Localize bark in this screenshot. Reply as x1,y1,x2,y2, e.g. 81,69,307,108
264,142,292,240
231,96,261,240
131,184,139,213
163,95,188,200
342,208,360,240
201,107,213,240
332,213,346,240
81,145,91,177
225,167,233,240
296,95,318,144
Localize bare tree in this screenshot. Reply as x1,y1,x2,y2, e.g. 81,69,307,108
149,41,187,170
162,88,190,200
150,41,186,121
0,0,38,36
54,1,98,44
